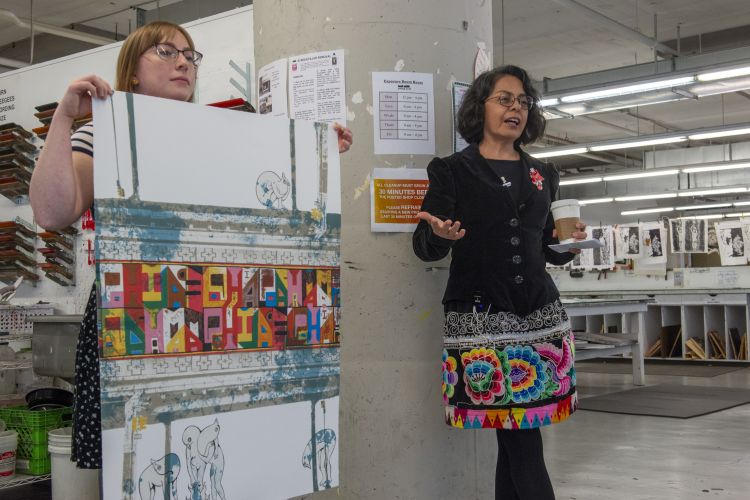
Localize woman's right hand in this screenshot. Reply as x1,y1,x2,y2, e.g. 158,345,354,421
56,75,113,121
417,211,466,240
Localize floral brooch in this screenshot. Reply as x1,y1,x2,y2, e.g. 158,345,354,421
529,168,544,191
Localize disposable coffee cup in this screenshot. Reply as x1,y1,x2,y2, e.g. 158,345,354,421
550,199,580,244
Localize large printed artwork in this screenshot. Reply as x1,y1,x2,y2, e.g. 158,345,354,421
93,92,341,499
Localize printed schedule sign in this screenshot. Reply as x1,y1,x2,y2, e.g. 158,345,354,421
370,167,429,232
372,72,435,155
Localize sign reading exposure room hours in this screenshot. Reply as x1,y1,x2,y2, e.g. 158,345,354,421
370,167,429,232
372,72,435,155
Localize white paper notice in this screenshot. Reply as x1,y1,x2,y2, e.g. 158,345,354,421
288,50,346,124
548,238,604,254
372,72,435,155
452,81,470,153
257,58,288,117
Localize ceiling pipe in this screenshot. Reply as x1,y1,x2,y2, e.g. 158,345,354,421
0,56,28,69
0,8,113,46
550,0,679,57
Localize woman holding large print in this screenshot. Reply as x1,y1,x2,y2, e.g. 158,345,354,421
30,21,352,470
413,65,586,499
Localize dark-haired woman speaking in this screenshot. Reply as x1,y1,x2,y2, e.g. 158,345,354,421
413,65,586,499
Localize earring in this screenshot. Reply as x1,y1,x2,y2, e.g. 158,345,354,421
132,77,139,86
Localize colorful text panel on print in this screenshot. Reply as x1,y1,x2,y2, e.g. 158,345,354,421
99,263,340,357
93,92,341,500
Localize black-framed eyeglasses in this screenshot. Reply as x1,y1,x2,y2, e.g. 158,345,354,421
485,92,535,110
152,43,203,67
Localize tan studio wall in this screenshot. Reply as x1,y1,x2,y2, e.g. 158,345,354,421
253,1,494,499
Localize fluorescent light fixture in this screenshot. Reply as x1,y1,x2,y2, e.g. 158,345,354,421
590,136,687,152
560,76,695,103
596,97,688,114
579,197,614,205
697,66,750,82
677,187,748,197
559,177,602,186
538,98,560,107
722,211,750,218
621,207,674,216
602,169,679,181
682,161,750,174
734,201,750,206
688,127,750,141
677,214,725,220
675,203,732,211
529,147,588,159
615,193,678,202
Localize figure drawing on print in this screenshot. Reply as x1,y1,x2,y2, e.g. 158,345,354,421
303,429,337,490
302,400,337,491
183,419,226,500
648,229,663,257
684,219,706,252
138,453,180,500
256,171,291,209
591,226,613,268
707,225,719,254
669,219,683,253
620,225,640,257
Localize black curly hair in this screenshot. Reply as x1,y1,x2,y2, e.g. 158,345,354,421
457,65,546,149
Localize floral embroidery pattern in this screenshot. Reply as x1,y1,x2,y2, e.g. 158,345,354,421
535,337,574,396
461,348,510,405
529,167,544,191
503,345,550,403
442,349,459,403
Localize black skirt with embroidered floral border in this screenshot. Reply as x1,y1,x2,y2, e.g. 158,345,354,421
441,300,577,430
71,284,102,468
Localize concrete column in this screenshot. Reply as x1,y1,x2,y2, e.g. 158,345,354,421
253,1,493,498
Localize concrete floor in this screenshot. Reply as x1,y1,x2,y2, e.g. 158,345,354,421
543,367,750,500
3,367,749,500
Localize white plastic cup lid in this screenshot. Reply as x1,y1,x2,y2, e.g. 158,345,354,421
550,199,580,211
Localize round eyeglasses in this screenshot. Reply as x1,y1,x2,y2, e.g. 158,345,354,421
485,92,535,110
152,43,203,67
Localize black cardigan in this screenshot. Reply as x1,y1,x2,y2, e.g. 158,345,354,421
413,144,575,316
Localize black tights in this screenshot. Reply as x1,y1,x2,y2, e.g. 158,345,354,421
495,428,555,500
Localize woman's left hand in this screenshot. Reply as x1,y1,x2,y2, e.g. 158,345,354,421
568,222,588,254
334,123,353,153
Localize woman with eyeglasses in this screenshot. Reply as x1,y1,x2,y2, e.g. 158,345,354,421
29,21,352,471
413,65,586,500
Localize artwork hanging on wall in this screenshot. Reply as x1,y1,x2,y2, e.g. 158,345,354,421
741,218,750,263
614,224,641,260
590,225,614,269
570,247,591,269
93,92,341,500
707,224,719,254
669,218,708,254
639,222,667,264
716,220,747,266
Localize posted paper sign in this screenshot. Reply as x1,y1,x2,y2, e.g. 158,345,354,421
289,49,346,124
452,82,470,153
370,167,429,232
257,58,288,117
372,72,435,155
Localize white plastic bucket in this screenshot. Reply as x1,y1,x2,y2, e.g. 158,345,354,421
0,429,17,481
48,428,100,500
